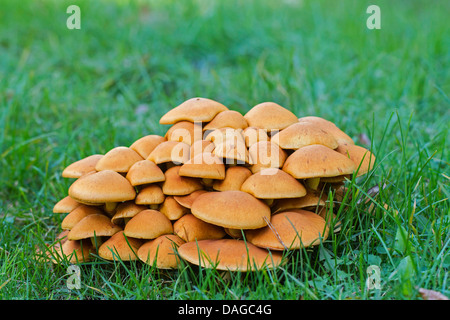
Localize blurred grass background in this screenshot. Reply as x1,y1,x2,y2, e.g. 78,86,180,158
0,0,448,299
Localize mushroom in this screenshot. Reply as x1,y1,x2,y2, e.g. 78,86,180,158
53,196,82,214
240,168,307,206
61,204,105,231
162,166,203,196
67,213,122,248
125,159,165,187
62,154,103,179
165,121,203,146
203,110,248,132
245,210,329,250
129,134,167,159
98,231,143,261
189,140,215,159
271,121,339,150
177,239,284,271
48,238,94,264
212,166,252,192
213,139,250,165
147,141,190,166
178,152,226,187
272,190,327,214
244,102,298,132
298,116,354,146
123,209,173,240
137,234,185,269
282,144,357,191
335,143,376,177
111,201,147,226
68,170,136,211
95,146,144,173
135,184,165,209
159,196,190,220
248,141,287,173
191,190,270,229
243,127,270,148
204,127,245,146
173,213,226,242
159,97,228,125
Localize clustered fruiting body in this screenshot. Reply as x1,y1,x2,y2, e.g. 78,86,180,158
42,98,376,271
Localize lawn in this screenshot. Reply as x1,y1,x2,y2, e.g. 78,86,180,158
0,0,448,300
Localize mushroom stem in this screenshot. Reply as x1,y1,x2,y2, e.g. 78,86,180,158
305,178,320,191
202,178,214,187
149,204,159,210
263,199,274,207
90,236,104,250
104,202,117,215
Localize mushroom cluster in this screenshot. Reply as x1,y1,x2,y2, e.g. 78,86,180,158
44,97,375,271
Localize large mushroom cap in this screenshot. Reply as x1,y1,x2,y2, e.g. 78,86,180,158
98,231,143,261
126,159,165,186
245,210,329,250
282,144,356,179
62,154,103,179
240,168,307,199
137,234,185,269
271,121,339,150
124,209,173,240
298,116,354,145
129,134,167,159
160,97,228,125
95,146,143,173
67,213,122,241
191,191,271,229
173,214,226,242
68,170,136,205
244,102,298,132
177,239,284,271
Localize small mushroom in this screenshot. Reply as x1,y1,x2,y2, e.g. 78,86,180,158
124,209,173,240
173,214,226,242
111,201,147,226
95,146,144,173
165,121,203,146
173,190,208,209
129,134,167,159
125,159,165,186
62,154,103,179
298,116,354,146
203,110,248,131
61,204,105,230
162,166,203,196
98,231,143,261
135,184,165,209
212,166,252,192
248,141,287,173
244,102,298,132
137,234,185,269
147,141,190,165
159,196,190,220
53,196,82,214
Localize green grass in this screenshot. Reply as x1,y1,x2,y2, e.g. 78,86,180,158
0,0,448,300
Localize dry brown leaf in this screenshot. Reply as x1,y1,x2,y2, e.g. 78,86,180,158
418,288,449,300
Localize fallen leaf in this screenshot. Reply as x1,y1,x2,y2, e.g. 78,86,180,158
418,288,449,300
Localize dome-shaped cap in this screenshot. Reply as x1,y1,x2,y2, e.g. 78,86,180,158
191,191,270,229
124,209,173,240
147,141,190,165
179,153,225,180
53,196,82,214
62,154,103,179
165,121,202,146
243,127,269,148
240,168,307,199
272,191,326,214
335,143,376,177
248,141,287,173
68,170,136,205
98,231,143,261
137,234,185,269
203,110,248,131
245,210,329,250
129,135,167,159
126,160,165,186
135,184,165,206
173,214,226,242
159,196,190,220
49,238,94,264
160,97,228,125
282,144,356,179
61,205,105,230
244,102,298,131
68,214,122,241
162,166,203,196
111,201,147,225
298,116,354,145
212,166,252,192
189,140,215,159
271,121,338,150
95,146,143,173
177,239,284,271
